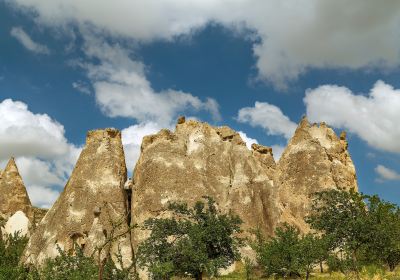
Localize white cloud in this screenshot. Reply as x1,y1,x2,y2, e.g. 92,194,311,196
27,185,60,209
72,81,91,95
10,27,50,54
80,34,221,126
237,131,284,161
237,101,297,139
122,122,163,172
375,165,400,181
271,145,285,161
238,131,258,150
0,99,80,207
8,0,400,88
304,80,400,153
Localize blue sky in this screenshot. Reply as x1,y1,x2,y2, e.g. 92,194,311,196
1,0,400,207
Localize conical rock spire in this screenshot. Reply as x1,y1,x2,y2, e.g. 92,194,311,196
22,129,133,267
0,157,33,221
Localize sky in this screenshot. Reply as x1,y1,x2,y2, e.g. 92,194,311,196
1,0,400,208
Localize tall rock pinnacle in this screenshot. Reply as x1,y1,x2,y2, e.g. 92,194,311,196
0,157,33,221
275,117,358,231
22,129,133,267
131,119,280,267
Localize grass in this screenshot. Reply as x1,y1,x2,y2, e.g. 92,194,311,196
217,263,400,280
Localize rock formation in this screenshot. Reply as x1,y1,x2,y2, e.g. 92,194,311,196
0,158,33,221
3,210,30,237
131,118,280,260
22,129,133,267
275,117,358,231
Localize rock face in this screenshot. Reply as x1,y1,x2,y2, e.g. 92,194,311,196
0,158,33,221
275,117,358,231
131,119,280,256
3,210,30,237
22,129,133,267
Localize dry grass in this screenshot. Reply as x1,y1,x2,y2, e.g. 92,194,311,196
216,264,400,280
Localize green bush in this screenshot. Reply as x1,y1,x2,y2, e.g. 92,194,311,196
0,231,30,279
254,224,327,280
137,196,243,280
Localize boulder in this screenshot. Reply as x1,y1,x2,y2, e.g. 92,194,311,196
22,128,133,268
2,210,30,237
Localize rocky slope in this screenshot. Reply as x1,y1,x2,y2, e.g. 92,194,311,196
275,117,358,231
22,129,133,267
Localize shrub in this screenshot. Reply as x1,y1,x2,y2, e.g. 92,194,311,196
137,196,243,280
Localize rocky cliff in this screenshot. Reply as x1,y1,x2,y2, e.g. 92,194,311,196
275,117,358,231
131,118,280,260
22,129,133,267
15,117,358,271
0,158,33,221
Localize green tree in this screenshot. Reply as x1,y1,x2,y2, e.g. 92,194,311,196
364,195,400,271
137,197,243,280
306,188,371,275
254,224,326,279
0,231,30,279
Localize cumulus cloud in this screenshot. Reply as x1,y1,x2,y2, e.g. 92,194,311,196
237,131,284,161
304,80,400,153
271,145,285,161
79,34,221,126
237,101,297,139
10,27,50,54
121,122,163,172
238,131,258,150
375,165,400,182
8,0,400,88
0,99,80,207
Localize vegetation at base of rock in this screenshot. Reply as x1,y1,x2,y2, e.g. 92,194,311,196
137,197,243,280
0,233,133,279
0,232,30,279
253,188,400,279
253,224,328,280
307,188,400,274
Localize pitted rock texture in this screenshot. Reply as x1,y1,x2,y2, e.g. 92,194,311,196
276,117,358,231
131,120,279,255
0,158,33,221
22,129,133,267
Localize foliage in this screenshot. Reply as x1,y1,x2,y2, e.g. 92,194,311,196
137,196,243,280
0,231,132,280
0,231,30,279
364,195,400,271
39,245,98,280
306,188,373,273
254,223,328,280
307,188,400,273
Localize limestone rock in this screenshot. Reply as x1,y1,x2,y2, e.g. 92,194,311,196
0,158,33,221
251,143,276,178
22,128,133,267
131,120,279,256
275,117,358,231
2,210,30,237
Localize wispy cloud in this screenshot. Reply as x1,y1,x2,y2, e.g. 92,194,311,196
10,27,50,55
72,81,91,95
375,164,400,182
